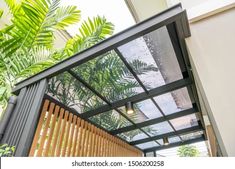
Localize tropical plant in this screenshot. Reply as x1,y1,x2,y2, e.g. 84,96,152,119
0,0,79,107
0,0,114,109
177,145,200,157
0,144,15,157
48,51,158,132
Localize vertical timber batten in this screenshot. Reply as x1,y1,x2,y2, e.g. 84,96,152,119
29,99,143,157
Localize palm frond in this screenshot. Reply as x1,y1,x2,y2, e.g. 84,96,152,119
130,59,158,75
0,9,3,18
64,16,114,56
1,0,80,55
53,6,81,29
4,0,21,14
15,47,56,78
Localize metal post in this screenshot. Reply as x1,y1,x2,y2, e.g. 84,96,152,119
0,79,47,156
1,88,26,145
153,151,157,157
15,79,47,156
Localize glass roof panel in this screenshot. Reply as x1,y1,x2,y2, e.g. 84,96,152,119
142,121,174,136
170,114,198,131
117,129,149,142
118,99,162,123
72,50,144,103
47,72,107,113
154,87,192,115
136,141,159,149
118,26,183,90
89,110,132,131
180,131,204,141
168,136,181,143
156,139,164,145
156,136,181,146
145,152,155,157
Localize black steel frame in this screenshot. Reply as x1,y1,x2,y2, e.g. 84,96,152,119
130,125,203,145
3,3,206,155
12,4,190,94
144,136,205,153
110,103,198,135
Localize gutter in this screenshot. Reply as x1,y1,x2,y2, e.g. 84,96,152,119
0,96,17,141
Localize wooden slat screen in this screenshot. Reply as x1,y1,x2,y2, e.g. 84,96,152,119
29,99,143,157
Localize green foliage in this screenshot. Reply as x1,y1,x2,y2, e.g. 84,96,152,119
48,51,158,132
48,51,158,112
1,0,80,55
0,0,78,108
64,16,114,57
0,0,113,109
177,145,200,157
0,144,15,157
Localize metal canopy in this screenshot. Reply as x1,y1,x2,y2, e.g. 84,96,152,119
13,4,205,153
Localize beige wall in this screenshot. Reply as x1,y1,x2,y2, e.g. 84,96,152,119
186,7,235,156
54,30,71,49
125,0,168,22
167,0,208,9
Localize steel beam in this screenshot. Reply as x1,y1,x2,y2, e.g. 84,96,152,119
110,103,198,135
81,78,192,119
130,125,203,145
166,22,187,76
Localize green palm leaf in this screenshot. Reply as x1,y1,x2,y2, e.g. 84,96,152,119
64,16,114,56
0,9,3,18
1,0,80,55
0,0,81,109
130,59,158,75
4,0,21,15
54,6,81,29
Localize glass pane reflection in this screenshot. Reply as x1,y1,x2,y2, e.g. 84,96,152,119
170,114,198,131
118,26,183,90
154,87,192,115
89,110,132,131
117,129,149,142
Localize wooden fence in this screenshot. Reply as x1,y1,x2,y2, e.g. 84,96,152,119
29,99,143,157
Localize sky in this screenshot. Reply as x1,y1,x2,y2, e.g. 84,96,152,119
60,0,136,36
